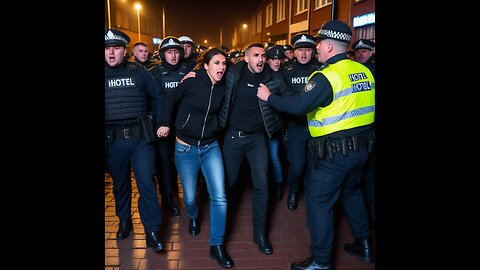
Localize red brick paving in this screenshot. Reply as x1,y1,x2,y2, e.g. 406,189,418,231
105,173,375,269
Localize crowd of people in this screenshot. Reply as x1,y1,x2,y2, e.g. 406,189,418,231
105,18,375,270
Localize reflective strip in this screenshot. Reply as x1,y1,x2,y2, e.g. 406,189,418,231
308,105,375,127
334,82,375,100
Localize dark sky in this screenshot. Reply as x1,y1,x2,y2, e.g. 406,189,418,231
146,0,263,50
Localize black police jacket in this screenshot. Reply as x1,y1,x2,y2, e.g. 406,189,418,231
218,60,294,137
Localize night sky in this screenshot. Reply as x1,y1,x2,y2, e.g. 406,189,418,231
145,0,262,49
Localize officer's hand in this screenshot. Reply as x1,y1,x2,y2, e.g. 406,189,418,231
180,71,196,83
257,83,271,101
157,126,170,138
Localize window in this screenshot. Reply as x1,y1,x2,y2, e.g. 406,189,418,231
266,4,273,27
277,0,285,22
296,0,308,14
314,0,332,9
257,11,262,33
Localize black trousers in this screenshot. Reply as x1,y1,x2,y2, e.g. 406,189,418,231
305,143,370,264
105,136,162,233
222,128,269,235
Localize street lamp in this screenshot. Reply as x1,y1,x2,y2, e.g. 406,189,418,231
134,3,142,42
107,0,111,29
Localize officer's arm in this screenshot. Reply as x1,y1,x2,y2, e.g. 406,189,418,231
143,70,164,129
266,74,333,115
158,78,190,127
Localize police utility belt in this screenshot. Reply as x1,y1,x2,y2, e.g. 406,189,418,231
308,131,375,163
105,115,156,144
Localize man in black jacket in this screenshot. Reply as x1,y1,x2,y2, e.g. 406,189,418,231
218,42,293,256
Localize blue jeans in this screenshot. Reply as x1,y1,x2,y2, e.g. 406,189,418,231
267,134,283,184
174,140,227,246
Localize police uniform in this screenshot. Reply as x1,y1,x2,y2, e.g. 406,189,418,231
104,29,164,252
281,33,321,211
148,36,186,217
352,39,376,225
179,35,199,72
282,44,294,63
265,20,375,269
352,39,375,77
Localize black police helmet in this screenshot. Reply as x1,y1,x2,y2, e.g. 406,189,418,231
105,29,131,47
158,36,184,60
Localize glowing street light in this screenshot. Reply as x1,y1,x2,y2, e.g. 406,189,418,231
242,23,247,29
135,3,142,41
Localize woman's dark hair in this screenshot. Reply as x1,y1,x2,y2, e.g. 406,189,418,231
193,47,228,71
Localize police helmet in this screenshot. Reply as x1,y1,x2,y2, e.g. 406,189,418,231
178,35,195,46
158,36,184,59
105,29,130,47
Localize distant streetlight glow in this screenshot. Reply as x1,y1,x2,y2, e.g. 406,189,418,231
135,3,142,41
107,0,111,28
204,39,208,44
242,24,247,29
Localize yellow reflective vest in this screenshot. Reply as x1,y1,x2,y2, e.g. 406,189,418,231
307,59,375,137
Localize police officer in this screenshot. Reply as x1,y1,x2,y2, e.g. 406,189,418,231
178,35,199,72
282,44,294,63
281,33,321,211
257,20,375,269
352,38,376,225
265,44,286,201
352,39,375,77
149,36,188,217
104,29,165,252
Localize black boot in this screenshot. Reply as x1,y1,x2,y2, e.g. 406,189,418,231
343,237,373,263
145,231,164,252
189,217,200,236
287,191,298,210
116,219,133,240
291,256,332,270
253,233,273,255
162,194,180,216
209,244,234,268
275,183,283,201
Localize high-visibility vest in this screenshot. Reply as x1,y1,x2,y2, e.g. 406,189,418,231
307,59,375,137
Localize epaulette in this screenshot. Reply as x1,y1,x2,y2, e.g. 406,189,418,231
317,63,329,71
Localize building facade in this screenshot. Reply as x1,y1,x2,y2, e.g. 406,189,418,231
231,0,375,52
